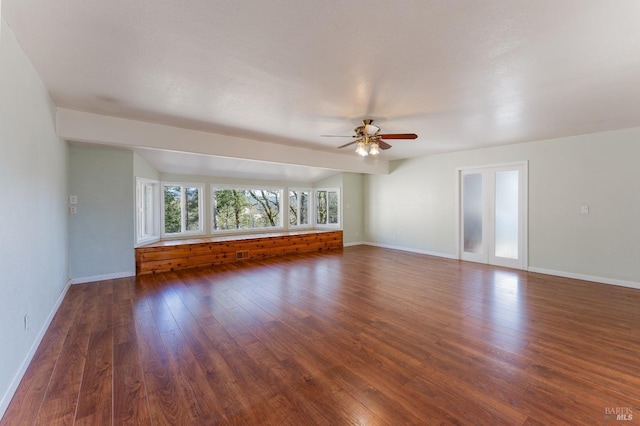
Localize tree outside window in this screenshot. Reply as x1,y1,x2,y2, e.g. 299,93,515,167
213,188,282,231
316,191,327,225
289,189,310,227
316,189,339,227
185,187,200,231
163,183,203,236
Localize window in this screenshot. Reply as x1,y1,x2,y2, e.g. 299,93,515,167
213,187,283,231
289,189,310,228
316,188,340,227
162,183,204,236
136,178,160,244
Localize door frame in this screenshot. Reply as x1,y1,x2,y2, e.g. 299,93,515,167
455,161,528,270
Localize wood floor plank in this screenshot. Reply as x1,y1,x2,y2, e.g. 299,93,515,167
0,286,84,425
113,279,152,425
75,328,113,425
113,341,152,425
33,284,103,426
132,293,193,425
2,246,640,425
171,278,323,424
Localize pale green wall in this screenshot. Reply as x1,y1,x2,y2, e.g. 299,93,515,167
313,172,365,245
0,18,69,415
364,127,640,284
340,173,364,245
68,145,135,280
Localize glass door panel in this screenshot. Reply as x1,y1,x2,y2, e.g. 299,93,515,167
463,173,484,254
494,170,519,259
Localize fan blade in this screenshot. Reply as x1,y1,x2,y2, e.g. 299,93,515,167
377,133,418,140
378,140,392,150
321,135,357,138
337,140,359,149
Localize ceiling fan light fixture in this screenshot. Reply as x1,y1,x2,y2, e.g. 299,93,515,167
355,140,368,156
369,141,381,155
327,119,418,156
364,124,380,135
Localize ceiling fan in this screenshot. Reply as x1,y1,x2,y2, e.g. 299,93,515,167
322,119,418,156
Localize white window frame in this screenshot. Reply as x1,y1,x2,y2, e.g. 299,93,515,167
315,188,341,229
211,184,284,233
135,178,160,245
161,182,205,237
288,188,312,229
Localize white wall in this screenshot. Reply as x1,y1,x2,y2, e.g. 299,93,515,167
133,151,160,180
68,145,135,282
314,173,342,189
0,18,69,416
364,127,640,286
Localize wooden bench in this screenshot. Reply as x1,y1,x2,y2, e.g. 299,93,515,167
135,230,343,275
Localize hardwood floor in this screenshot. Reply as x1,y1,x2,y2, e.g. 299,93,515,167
2,246,639,425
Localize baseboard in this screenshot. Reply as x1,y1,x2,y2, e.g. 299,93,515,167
358,241,458,260
343,241,368,247
528,267,640,290
69,271,135,285
354,245,639,290
0,279,71,419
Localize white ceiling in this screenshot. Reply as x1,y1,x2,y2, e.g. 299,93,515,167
4,1,640,181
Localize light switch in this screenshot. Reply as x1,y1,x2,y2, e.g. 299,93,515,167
69,195,77,205
581,205,589,214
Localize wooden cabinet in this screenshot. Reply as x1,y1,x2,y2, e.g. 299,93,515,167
135,230,342,275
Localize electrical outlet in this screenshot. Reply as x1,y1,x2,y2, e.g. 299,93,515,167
581,205,589,214
69,195,77,204
70,206,77,214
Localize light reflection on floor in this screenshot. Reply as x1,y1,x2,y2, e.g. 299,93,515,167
485,269,529,352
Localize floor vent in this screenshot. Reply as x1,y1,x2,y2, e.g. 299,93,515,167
236,251,249,260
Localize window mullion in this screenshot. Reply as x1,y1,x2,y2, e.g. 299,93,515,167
181,186,187,234
325,197,328,224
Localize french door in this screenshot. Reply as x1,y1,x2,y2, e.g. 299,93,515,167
459,163,527,269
